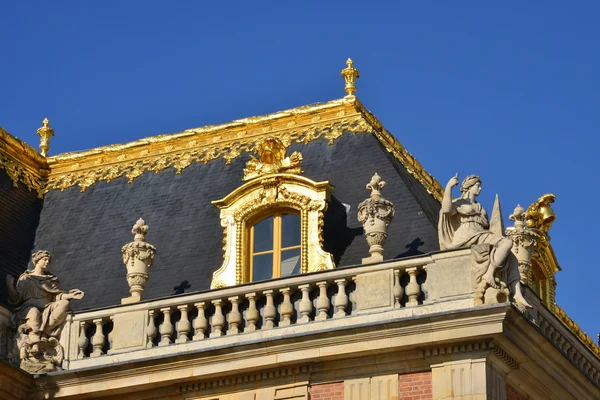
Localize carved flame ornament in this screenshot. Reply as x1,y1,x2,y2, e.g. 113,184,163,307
211,140,334,288
36,118,55,157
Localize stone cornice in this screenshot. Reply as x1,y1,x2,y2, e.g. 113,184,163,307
0,127,47,198
33,306,509,398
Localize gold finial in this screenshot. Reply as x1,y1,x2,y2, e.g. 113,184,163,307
36,118,55,157
341,58,360,97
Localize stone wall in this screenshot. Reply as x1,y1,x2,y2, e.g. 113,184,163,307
506,384,528,400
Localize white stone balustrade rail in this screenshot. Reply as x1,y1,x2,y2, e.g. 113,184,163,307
56,247,600,377
60,251,456,370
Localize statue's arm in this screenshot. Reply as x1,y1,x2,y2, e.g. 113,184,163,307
441,173,459,215
6,275,21,304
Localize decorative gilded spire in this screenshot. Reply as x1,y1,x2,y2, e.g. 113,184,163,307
36,118,55,157
341,58,360,97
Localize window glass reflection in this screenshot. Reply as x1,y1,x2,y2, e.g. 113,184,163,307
281,213,301,249
252,253,273,282
280,248,301,277
253,216,274,253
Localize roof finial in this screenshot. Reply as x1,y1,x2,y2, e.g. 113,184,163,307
341,58,360,97
36,118,55,157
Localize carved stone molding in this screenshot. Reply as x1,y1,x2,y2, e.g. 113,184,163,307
536,310,600,384
419,340,519,371
178,364,313,393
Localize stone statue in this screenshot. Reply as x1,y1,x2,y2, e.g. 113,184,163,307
5,250,84,373
438,174,530,308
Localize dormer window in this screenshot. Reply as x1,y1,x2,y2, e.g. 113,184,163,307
249,211,301,282
210,139,335,288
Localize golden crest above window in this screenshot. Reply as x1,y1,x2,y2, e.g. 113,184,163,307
211,139,334,288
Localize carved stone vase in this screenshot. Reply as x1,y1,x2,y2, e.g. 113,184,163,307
122,218,156,304
505,205,537,285
357,173,395,263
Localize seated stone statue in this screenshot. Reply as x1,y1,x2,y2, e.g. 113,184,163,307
5,250,84,373
439,174,530,308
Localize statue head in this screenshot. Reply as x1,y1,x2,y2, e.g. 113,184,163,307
460,175,482,198
31,250,52,270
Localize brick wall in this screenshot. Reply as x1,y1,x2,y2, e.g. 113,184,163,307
398,371,432,400
506,383,528,400
309,382,344,400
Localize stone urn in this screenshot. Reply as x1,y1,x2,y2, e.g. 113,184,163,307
357,173,395,263
505,205,537,285
121,218,156,304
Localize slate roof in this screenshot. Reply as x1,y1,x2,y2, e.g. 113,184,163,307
29,131,440,311
0,171,42,304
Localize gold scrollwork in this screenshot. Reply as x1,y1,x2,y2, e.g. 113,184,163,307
0,127,47,198
43,97,444,203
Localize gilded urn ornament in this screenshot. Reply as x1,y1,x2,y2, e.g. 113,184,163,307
121,218,156,304
357,173,395,263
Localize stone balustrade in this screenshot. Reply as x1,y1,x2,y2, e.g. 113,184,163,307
58,249,484,370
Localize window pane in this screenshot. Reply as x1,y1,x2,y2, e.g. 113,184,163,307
253,216,274,253
252,253,273,282
280,248,301,277
281,213,301,248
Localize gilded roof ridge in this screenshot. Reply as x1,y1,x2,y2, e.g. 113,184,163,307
48,98,352,163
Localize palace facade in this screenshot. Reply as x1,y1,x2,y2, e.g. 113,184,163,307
0,60,598,400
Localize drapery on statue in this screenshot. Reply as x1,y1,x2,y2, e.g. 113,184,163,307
439,174,531,308
5,250,84,373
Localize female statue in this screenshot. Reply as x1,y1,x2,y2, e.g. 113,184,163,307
439,174,530,307
6,250,84,344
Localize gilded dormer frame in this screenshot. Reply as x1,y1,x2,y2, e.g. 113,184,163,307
210,139,335,288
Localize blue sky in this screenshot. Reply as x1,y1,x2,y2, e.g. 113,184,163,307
2,3,598,338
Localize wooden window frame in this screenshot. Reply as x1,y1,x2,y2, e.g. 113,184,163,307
248,210,301,282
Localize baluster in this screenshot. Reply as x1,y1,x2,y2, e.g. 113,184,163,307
227,296,242,335
279,287,293,326
297,284,312,324
245,293,259,332
263,290,276,329
147,310,157,347
193,302,207,340
315,281,330,321
91,319,105,357
393,269,404,308
406,267,420,307
176,305,191,343
334,279,348,318
77,321,89,359
210,299,225,337
107,316,114,352
159,307,174,346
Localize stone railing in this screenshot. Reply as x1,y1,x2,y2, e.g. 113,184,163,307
56,249,479,370
61,253,453,370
